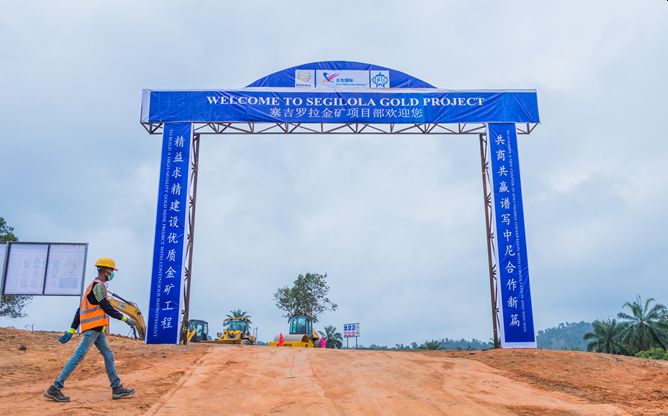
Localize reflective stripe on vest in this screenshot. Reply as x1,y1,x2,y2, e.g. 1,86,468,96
80,279,109,332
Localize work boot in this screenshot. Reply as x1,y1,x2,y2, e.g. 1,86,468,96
44,385,70,402
112,385,135,400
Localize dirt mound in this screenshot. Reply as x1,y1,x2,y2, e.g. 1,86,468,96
0,327,666,415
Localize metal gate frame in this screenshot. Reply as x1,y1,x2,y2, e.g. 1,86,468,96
144,121,539,346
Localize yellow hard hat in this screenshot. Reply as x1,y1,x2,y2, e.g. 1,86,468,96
95,257,118,271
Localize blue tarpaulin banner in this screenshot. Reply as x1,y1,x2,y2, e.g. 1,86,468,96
488,123,536,348
141,89,539,125
146,123,191,344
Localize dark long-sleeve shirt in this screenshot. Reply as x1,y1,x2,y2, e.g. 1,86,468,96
69,281,124,332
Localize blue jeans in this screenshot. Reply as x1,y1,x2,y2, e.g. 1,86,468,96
54,330,121,389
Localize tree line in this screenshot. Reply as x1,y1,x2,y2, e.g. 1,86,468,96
583,296,668,359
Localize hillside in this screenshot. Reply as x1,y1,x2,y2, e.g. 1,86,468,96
537,321,593,350
0,327,667,415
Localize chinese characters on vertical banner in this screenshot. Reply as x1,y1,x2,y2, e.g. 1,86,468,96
488,123,536,348
147,123,191,344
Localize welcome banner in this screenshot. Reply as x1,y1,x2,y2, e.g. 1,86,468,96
147,123,191,344
141,89,539,125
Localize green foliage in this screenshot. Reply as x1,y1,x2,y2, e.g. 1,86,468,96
635,348,668,360
0,217,33,318
537,321,593,350
419,340,442,350
581,297,668,356
373,339,493,351
0,218,17,242
438,338,494,350
583,319,628,354
0,295,33,318
224,309,252,325
617,296,668,354
366,344,388,350
319,325,343,349
273,273,337,323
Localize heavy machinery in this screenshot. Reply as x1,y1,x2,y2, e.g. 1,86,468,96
107,291,147,340
269,314,320,347
188,316,256,345
215,318,257,345
187,319,211,342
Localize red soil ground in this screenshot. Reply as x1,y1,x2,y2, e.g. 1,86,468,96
1,328,666,415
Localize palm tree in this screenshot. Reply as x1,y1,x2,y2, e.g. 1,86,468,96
583,319,627,354
617,296,668,353
224,309,252,326
318,325,343,349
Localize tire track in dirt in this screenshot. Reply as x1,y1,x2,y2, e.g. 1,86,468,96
145,346,215,416
148,346,632,416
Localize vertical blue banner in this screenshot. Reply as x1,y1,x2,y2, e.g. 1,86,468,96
147,123,191,344
488,123,536,348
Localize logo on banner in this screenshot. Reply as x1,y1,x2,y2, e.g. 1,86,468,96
370,71,390,88
321,72,340,84
295,70,315,87
316,70,370,88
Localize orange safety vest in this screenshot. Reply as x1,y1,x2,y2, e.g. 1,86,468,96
80,278,110,332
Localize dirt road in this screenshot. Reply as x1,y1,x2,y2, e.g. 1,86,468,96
1,328,667,415
147,346,630,416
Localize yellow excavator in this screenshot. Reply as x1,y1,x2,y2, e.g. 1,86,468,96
269,314,320,348
107,291,147,340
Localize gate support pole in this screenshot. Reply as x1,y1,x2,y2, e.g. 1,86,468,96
181,132,201,344
479,133,501,348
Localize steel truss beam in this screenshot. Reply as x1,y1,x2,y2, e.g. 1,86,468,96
180,133,201,344
142,122,538,136
478,133,501,348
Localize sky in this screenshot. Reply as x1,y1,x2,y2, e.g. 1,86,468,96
1,0,667,346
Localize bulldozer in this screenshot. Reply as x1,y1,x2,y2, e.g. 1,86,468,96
107,291,147,340
269,314,320,348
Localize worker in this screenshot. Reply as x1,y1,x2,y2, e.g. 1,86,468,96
44,257,137,402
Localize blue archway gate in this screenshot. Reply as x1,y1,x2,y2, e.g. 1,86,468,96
140,61,540,348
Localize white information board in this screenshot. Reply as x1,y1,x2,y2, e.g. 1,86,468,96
3,243,49,295
44,244,87,295
2,242,88,296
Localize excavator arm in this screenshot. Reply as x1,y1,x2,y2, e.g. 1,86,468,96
107,291,147,341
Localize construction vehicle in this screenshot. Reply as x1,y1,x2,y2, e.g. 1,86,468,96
188,315,257,345
269,314,320,347
107,291,147,340
187,319,210,342
215,318,257,345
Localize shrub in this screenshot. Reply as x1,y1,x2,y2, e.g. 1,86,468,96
635,348,668,360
